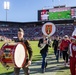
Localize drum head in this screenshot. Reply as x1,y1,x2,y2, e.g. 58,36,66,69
14,43,26,68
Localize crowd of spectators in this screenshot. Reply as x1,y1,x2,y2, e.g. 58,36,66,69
0,24,75,41
0,35,11,41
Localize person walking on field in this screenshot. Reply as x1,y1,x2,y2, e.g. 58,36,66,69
38,34,51,73
60,35,71,66
14,28,33,75
52,36,60,62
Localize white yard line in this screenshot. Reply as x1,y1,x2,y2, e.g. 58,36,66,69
10,54,64,75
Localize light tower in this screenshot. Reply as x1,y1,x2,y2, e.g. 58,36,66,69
4,1,10,21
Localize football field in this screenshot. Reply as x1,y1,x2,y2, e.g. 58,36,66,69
0,41,70,75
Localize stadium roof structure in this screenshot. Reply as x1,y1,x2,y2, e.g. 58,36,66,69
0,19,76,26
0,21,23,24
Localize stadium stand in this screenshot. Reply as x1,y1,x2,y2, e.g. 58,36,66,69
0,24,75,40
0,20,75,41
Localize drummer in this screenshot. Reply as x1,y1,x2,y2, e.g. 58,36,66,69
14,28,33,75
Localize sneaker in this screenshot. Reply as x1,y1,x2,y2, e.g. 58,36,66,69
42,69,45,73
62,63,66,65
45,62,47,68
66,63,70,67
57,60,59,63
62,60,66,66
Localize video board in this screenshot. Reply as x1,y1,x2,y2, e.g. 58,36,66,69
71,8,76,19
38,6,76,21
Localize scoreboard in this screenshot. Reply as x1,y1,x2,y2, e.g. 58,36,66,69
71,8,76,18
38,6,76,21
48,7,71,20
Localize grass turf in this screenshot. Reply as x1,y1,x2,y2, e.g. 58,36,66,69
0,41,70,75
56,67,70,75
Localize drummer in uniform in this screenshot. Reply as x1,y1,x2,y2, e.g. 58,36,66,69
14,28,33,75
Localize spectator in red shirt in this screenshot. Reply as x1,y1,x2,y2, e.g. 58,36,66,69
60,35,71,66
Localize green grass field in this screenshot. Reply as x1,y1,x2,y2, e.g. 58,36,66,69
0,41,70,75
0,41,45,74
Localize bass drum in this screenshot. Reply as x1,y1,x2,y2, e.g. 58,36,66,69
0,42,27,68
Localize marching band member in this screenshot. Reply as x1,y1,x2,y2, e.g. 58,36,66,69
68,35,76,75
38,34,51,73
14,28,33,75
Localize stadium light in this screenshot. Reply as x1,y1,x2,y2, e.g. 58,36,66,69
4,1,10,21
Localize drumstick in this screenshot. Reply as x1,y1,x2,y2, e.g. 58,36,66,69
25,64,29,67
25,61,31,67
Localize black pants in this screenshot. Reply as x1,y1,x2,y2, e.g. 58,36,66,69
14,59,29,75
62,51,68,63
54,48,57,56
14,67,29,75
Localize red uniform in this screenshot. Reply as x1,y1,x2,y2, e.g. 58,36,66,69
69,43,76,75
60,39,70,51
